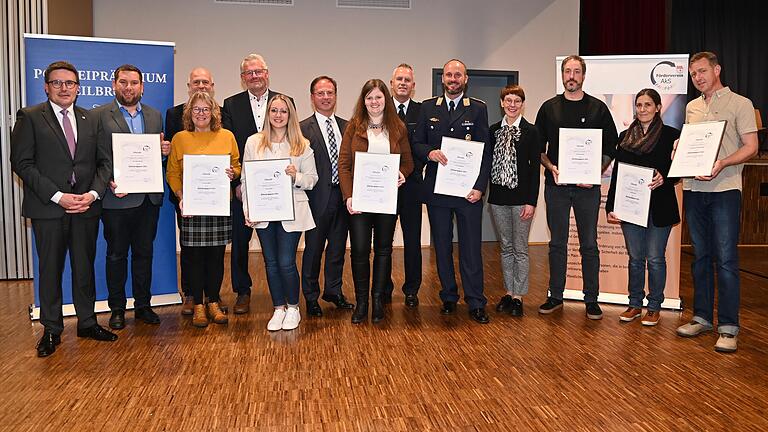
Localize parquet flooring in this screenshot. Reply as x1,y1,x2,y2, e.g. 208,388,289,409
1,245,767,431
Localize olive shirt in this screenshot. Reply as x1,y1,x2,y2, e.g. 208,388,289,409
683,86,757,192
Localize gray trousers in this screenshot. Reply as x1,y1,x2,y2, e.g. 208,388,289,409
488,204,533,296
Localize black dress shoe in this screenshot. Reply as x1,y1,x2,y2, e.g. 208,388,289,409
306,300,323,317
440,301,457,315
404,294,419,308
322,294,355,310
135,307,161,324
77,324,118,342
109,310,125,330
36,331,61,358
495,295,513,312
509,298,523,317
469,308,490,324
371,294,385,323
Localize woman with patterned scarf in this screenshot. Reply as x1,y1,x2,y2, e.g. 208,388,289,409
606,88,681,326
488,85,541,317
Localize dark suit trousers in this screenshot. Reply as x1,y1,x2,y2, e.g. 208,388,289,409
32,214,100,334
301,187,348,302
384,197,423,296
230,197,254,296
427,202,487,310
102,196,160,311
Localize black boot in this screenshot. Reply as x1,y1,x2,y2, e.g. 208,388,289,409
371,293,385,323
351,290,369,324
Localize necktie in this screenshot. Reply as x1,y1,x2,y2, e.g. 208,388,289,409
398,104,406,121
448,100,455,114
326,118,339,184
61,109,76,158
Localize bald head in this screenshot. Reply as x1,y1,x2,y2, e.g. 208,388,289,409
187,67,215,98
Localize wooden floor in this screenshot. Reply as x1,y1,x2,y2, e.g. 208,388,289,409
1,244,767,431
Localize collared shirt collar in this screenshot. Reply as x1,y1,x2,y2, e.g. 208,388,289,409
393,97,411,113
116,100,143,114
314,111,335,124
249,90,269,102
444,92,464,107
703,86,731,101
501,116,522,128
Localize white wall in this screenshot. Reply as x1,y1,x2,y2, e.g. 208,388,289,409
93,0,579,242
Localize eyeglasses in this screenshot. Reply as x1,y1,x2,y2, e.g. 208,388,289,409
240,69,267,78
502,99,524,106
192,107,211,114
313,91,335,97
47,80,78,89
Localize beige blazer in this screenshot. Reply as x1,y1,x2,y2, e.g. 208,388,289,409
241,133,318,232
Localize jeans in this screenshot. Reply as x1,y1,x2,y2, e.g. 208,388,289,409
256,222,302,307
348,212,397,298
684,190,741,336
544,184,601,302
488,204,533,296
620,219,672,311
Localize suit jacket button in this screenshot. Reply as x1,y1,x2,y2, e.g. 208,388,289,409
450,127,454,132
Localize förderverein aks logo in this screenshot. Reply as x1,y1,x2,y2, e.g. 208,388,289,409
650,61,686,91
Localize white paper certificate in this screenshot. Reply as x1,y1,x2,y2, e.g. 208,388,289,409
182,154,231,216
667,120,726,178
557,128,603,185
434,137,485,197
613,162,654,227
243,158,295,222
112,133,164,194
351,152,400,214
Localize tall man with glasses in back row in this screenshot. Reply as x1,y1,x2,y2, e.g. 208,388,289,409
222,54,293,315
11,61,117,357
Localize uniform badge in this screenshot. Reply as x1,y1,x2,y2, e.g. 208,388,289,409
429,117,440,122
461,120,474,127
436,97,444,106
463,97,470,107
465,134,472,140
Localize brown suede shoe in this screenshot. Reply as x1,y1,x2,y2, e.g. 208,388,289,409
641,310,661,326
619,307,642,322
192,304,208,328
207,302,228,325
233,294,250,314
181,296,194,316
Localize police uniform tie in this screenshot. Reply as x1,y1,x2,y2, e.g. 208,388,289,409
448,100,455,113
398,103,406,121
326,118,339,184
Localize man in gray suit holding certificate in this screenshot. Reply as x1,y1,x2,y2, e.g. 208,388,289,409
92,64,171,330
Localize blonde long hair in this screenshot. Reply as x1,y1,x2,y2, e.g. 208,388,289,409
257,94,308,157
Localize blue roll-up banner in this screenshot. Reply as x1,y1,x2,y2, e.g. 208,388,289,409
23,34,179,319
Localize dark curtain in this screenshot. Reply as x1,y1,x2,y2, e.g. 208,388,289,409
670,0,767,122
579,0,666,55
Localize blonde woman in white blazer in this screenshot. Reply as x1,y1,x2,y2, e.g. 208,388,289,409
241,95,318,331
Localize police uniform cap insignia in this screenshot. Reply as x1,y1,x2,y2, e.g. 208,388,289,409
436,97,443,106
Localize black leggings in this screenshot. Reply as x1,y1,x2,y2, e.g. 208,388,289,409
185,245,226,304
348,213,397,296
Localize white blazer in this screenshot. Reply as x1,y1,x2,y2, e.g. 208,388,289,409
241,133,318,232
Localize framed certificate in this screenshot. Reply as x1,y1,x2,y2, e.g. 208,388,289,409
434,136,484,197
182,154,231,217
613,162,654,227
351,152,400,214
667,120,726,178
243,158,295,222
557,128,603,185
112,133,164,194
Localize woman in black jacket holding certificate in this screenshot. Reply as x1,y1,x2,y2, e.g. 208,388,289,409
605,88,680,326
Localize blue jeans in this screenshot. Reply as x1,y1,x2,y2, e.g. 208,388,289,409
684,190,741,336
621,220,672,311
256,223,302,307
544,184,601,302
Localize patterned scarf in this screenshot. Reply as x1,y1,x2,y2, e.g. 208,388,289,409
491,124,519,189
619,115,663,155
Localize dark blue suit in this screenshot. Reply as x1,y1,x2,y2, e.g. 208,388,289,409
412,95,491,310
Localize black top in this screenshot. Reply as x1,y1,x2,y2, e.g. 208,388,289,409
605,124,681,227
487,117,541,206
535,93,618,185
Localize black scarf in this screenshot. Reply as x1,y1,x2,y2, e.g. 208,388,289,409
619,115,663,155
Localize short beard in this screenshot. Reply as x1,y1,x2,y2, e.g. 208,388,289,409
443,83,464,96
116,92,141,106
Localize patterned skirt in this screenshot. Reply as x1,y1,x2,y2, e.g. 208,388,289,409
180,215,232,247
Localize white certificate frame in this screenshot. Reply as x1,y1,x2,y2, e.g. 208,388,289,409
667,120,726,178
557,128,603,185
434,136,485,197
243,158,295,222
182,154,231,217
613,162,654,227
351,152,400,214
112,133,164,194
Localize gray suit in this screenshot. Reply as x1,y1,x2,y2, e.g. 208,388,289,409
93,100,165,311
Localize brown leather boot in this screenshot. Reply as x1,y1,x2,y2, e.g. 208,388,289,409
192,304,208,328
207,302,228,325
181,296,194,316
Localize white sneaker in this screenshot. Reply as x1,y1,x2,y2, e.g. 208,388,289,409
267,308,286,332
282,306,301,331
